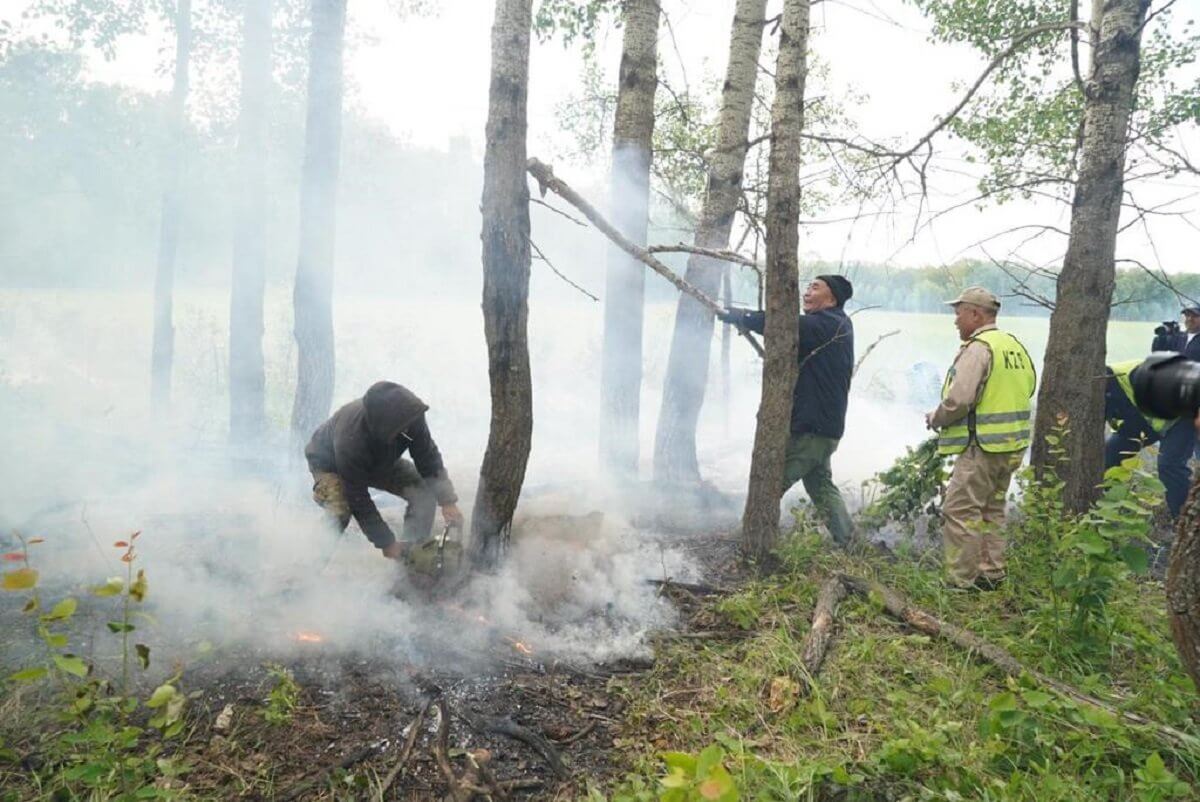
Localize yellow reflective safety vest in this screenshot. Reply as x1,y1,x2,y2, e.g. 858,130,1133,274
1108,359,1172,434
938,329,1037,455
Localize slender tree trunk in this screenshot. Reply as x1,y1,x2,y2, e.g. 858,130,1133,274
652,0,766,486
230,0,272,442
290,0,346,443
598,0,660,480
742,0,809,564
150,0,192,409
1169,479,1200,693
721,264,732,437
470,0,533,567
1030,0,1150,511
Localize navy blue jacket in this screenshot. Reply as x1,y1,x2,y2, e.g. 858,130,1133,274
737,307,855,439
1152,330,1200,361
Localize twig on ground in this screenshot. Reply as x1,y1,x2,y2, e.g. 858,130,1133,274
644,578,732,596
378,696,434,797
433,698,470,802
277,740,384,801
459,709,569,779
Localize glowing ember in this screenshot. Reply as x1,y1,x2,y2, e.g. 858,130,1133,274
505,637,534,656
294,631,324,643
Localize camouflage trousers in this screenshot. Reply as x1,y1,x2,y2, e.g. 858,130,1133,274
941,444,1023,587
310,458,437,543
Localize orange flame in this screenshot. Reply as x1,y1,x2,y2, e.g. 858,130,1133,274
505,637,534,656
294,630,324,643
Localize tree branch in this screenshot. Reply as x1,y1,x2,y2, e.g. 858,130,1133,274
527,157,764,357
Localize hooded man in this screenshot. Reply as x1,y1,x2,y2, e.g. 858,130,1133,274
305,381,462,560
721,274,856,546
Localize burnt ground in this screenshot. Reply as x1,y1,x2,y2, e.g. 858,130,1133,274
0,533,748,801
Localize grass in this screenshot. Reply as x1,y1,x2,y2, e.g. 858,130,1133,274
598,523,1199,801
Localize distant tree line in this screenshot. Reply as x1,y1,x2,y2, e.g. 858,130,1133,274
723,259,1200,323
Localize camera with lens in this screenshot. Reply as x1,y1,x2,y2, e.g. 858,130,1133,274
1155,320,1181,337
1130,354,1200,420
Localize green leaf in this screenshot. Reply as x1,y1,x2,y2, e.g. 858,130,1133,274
9,666,48,683
660,752,698,774
52,654,88,677
1120,544,1149,574
136,643,150,670
43,632,68,649
42,597,77,621
1021,690,1054,709
1075,531,1109,556
2,568,38,591
988,692,1019,712
696,744,724,778
146,683,177,709
91,578,124,597
106,621,135,633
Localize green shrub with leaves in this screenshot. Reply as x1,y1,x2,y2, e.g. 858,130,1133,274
859,436,947,535
2,531,190,799
264,663,300,725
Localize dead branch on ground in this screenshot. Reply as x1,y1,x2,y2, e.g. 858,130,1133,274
378,696,434,797
459,709,569,779
797,576,848,693
836,574,1200,751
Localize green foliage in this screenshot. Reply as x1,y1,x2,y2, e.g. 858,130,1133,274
909,0,1200,204
1,530,190,798
658,745,738,802
859,436,947,534
533,0,620,48
264,663,300,725
1016,427,1162,661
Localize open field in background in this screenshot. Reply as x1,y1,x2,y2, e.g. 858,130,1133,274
0,288,1164,518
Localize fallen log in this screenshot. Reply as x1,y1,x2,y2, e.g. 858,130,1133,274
837,573,1200,751
526,157,764,358
798,576,848,693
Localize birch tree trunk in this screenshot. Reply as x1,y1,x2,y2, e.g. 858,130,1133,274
1030,0,1150,511
290,0,346,443
598,0,660,480
470,0,533,567
742,0,809,564
652,0,766,486
149,0,191,409
230,0,272,442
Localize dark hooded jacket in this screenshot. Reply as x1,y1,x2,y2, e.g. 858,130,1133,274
736,307,854,440
305,381,457,548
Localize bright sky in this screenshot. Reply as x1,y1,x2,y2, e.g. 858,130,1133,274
6,0,1200,271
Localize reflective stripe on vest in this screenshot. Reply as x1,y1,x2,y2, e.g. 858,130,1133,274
1108,359,1172,434
938,329,1037,456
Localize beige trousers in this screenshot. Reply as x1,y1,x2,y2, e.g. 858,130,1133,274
941,444,1024,586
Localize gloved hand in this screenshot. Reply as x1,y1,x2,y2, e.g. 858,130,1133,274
716,307,740,325
382,541,408,561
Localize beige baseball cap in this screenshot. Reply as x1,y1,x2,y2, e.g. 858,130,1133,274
945,286,1001,311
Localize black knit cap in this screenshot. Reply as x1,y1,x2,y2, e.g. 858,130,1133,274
815,274,853,307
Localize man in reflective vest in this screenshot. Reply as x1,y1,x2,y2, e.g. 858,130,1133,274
1103,360,1191,515
925,287,1036,590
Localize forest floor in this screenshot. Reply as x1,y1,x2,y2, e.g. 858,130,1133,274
2,517,1198,801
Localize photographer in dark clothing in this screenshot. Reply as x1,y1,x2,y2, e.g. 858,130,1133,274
1152,306,1200,358
720,275,855,545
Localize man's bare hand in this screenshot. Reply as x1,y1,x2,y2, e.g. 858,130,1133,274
441,503,464,527
382,541,407,561
924,412,935,430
